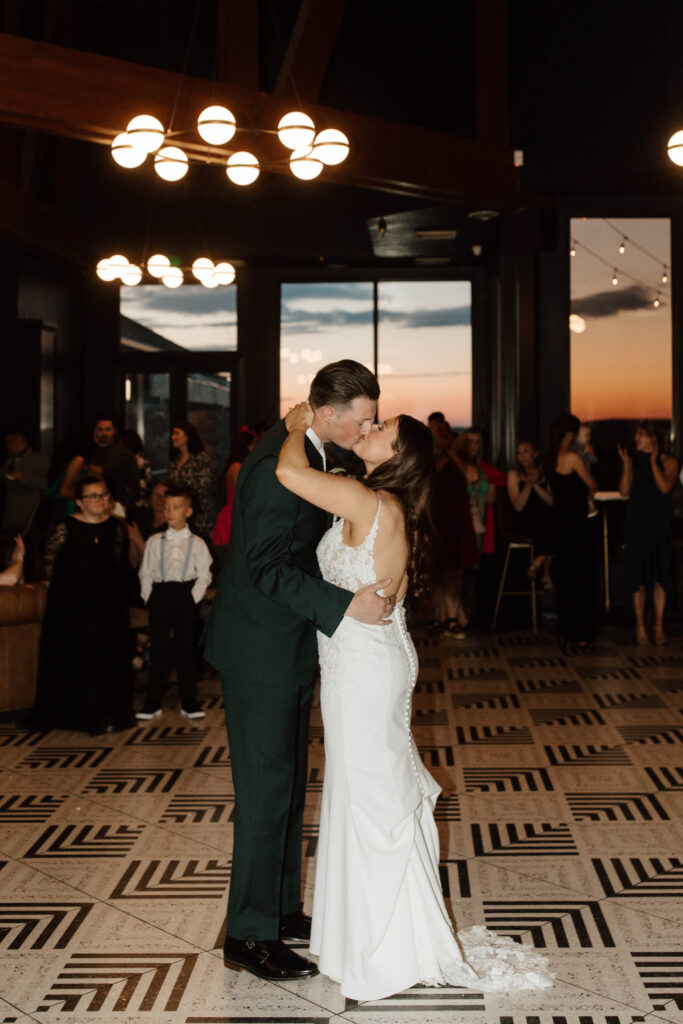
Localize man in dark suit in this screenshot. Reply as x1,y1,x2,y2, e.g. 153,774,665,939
204,360,392,980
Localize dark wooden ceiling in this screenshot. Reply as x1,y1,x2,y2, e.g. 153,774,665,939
1,0,682,271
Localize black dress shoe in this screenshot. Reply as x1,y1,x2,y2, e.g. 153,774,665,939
279,910,312,941
223,936,318,980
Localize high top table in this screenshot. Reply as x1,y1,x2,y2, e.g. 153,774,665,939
593,491,628,611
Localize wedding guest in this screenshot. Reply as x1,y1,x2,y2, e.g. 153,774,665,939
45,425,92,522
619,422,679,644
0,535,25,586
25,476,137,734
1,430,49,530
571,423,599,517
548,413,598,652
121,429,153,508
133,479,168,540
87,417,139,512
166,421,216,540
454,429,495,556
137,484,212,720
212,430,256,549
506,441,555,590
428,420,478,638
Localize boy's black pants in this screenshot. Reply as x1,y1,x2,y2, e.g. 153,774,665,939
147,580,198,705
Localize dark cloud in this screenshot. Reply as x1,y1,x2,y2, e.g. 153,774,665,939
571,284,660,318
282,283,374,302
121,284,236,317
282,304,471,333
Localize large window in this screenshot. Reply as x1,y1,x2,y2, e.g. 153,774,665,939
280,281,472,426
120,284,237,352
570,218,672,439
377,281,471,426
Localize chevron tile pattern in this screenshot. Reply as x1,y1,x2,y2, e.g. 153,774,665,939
0,623,681,1023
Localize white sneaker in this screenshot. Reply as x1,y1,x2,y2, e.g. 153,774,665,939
136,705,162,720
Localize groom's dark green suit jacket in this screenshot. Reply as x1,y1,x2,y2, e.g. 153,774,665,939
203,419,351,682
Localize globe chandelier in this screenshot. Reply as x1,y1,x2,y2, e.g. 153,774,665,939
96,253,236,289
111,107,350,184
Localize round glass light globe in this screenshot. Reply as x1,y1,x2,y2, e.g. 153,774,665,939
162,267,184,288
192,257,214,281
96,258,117,282
277,111,315,150
213,261,235,285
126,114,165,154
154,146,189,181
121,264,143,286
201,273,219,288
111,132,147,168
197,106,236,145
226,152,259,185
569,313,586,335
108,254,129,277
289,147,323,180
667,130,683,166
312,128,349,165
147,254,170,278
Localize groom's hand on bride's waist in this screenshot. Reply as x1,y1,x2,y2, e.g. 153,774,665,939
345,578,394,626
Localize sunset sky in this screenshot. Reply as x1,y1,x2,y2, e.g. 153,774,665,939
122,279,474,428
570,217,671,422
280,280,472,425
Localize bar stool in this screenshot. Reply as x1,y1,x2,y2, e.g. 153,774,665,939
491,538,537,633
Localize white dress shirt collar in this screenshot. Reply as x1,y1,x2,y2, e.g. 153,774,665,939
306,427,326,470
164,525,191,539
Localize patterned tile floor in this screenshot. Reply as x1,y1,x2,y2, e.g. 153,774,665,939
0,625,682,1024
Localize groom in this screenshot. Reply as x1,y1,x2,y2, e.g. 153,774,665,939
203,360,392,981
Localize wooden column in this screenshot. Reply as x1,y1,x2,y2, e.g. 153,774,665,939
236,269,281,427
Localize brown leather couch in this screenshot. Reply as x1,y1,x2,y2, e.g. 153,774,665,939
0,583,47,711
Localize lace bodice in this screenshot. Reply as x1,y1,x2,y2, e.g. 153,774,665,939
317,498,381,591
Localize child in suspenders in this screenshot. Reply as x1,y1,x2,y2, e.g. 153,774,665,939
137,484,212,720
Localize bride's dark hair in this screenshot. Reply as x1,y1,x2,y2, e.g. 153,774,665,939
364,415,436,598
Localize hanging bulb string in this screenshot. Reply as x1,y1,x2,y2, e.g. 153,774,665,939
571,237,665,298
602,218,669,274
167,0,205,135
266,0,304,109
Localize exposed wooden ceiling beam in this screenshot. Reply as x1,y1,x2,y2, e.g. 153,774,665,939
0,32,521,206
273,0,349,103
216,0,259,91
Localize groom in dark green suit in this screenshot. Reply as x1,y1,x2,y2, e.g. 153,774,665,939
204,360,393,980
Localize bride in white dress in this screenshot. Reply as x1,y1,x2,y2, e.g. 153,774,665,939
277,404,553,1001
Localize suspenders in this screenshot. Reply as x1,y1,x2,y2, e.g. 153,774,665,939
159,534,194,582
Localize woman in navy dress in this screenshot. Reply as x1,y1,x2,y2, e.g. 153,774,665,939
619,422,678,644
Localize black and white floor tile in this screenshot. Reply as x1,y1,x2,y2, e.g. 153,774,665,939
1,624,682,1023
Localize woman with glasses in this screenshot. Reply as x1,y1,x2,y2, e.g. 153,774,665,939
26,476,137,734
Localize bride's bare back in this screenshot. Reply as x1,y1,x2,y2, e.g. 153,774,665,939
341,490,409,602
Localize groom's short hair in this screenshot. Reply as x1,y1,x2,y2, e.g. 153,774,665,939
309,359,379,411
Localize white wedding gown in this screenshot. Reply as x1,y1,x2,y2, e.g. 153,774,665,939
310,499,554,1000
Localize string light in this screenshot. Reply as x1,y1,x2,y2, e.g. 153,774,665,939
571,232,668,304
653,295,661,308
618,239,626,254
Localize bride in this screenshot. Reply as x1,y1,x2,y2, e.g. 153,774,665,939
276,403,553,1001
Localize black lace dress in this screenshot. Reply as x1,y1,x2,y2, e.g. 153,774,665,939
624,452,674,601
550,470,597,645
27,516,134,733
